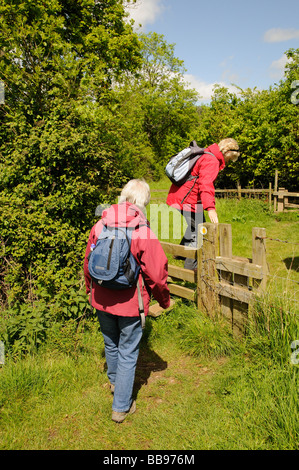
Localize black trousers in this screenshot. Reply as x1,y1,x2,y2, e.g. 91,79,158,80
179,210,205,270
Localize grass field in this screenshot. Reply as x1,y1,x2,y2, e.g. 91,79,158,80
0,185,298,450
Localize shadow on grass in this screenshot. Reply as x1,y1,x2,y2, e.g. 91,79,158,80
283,256,299,271
133,346,168,400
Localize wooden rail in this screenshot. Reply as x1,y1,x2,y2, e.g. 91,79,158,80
274,188,299,212
160,223,268,334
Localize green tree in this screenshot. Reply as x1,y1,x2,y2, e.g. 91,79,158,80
114,32,201,179
0,0,142,310
194,85,243,188
196,49,299,190
274,48,299,189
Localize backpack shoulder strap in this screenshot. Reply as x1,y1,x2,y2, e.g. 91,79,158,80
180,151,217,205
126,224,148,329
94,219,104,239
203,151,216,158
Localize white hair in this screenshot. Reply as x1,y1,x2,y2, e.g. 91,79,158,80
119,179,151,211
218,138,240,163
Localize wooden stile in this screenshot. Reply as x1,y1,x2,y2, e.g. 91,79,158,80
159,223,268,334
159,242,196,302
160,242,196,260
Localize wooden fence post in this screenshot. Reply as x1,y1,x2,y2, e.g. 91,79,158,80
197,223,219,316
274,170,278,212
218,224,233,323
252,227,268,291
237,182,241,200
284,189,289,207
277,187,285,212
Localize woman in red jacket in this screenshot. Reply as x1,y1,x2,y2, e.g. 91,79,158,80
84,179,170,423
166,138,240,270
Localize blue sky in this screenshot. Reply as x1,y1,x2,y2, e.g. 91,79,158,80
126,0,299,102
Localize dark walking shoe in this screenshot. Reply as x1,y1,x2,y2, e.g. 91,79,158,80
112,401,136,423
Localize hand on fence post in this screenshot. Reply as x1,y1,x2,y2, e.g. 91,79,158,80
207,209,218,224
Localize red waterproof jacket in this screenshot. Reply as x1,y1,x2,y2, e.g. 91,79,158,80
84,202,170,317
166,143,225,212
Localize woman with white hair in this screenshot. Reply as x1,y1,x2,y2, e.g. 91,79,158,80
84,179,170,423
166,138,240,270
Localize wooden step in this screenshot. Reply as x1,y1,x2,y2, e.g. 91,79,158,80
148,299,176,317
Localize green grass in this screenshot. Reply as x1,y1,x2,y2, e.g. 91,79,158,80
0,307,298,450
0,195,298,450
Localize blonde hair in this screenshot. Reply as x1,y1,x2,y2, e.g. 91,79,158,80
119,179,151,211
218,138,240,163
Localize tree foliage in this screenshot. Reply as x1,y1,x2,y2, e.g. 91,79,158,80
194,49,299,190
0,0,143,311
112,32,201,179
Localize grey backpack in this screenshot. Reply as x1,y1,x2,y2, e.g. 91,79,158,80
165,140,214,186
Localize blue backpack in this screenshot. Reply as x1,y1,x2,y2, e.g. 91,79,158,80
88,223,146,328
88,225,140,289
